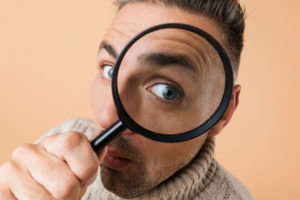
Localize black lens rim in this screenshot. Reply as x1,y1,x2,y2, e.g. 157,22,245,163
112,23,234,143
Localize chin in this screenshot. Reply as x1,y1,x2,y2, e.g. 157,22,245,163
100,164,156,198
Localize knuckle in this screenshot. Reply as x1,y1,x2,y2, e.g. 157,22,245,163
11,144,36,160
40,136,52,146
79,162,99,182
53,174,80,199
0,161,16,174
0,161,18,182
62,132,84,150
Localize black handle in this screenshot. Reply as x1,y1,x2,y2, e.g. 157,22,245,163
90,120,126,153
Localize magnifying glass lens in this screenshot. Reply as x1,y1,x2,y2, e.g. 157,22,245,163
117,28,225,135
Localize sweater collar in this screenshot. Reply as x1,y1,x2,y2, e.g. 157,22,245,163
134,136,217,200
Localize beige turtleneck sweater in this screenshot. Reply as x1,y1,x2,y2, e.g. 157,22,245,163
39,118,254,200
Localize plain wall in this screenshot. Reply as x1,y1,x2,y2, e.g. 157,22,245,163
1,0,300,199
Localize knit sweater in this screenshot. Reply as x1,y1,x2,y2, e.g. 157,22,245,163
39,118,255,200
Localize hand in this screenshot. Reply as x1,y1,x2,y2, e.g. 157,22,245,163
0,131,107,200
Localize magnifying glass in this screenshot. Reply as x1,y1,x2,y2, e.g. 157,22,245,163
91,23,233,153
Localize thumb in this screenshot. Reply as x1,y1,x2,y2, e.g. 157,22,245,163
97,147,108,163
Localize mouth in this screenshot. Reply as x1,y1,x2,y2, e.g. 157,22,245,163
103,148,133,170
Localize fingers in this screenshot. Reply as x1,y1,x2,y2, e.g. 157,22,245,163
0,131,104,200
11,144,81,200
0,161,53,200
40,132,101,185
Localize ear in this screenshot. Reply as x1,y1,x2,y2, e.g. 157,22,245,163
208,85,241,137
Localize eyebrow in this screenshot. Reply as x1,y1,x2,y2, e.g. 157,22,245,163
99,41,199,76
98,41,118,59
139,52,198,75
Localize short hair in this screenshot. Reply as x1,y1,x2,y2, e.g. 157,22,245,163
115,0,246,78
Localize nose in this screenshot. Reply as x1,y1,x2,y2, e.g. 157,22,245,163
97,92,119,130
96,92,136,139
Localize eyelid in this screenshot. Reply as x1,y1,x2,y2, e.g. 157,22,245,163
97,53,115,71
98,62,114,69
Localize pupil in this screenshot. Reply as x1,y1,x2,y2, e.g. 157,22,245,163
108,68,114,78
163,87,177,100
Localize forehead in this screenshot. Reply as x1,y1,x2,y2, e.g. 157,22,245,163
103,2,225,52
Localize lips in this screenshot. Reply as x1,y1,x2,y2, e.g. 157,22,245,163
103,148,132,170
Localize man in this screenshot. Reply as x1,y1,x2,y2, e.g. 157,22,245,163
0,0,254,199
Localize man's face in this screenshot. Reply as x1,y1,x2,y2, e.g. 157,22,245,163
90,2,225,198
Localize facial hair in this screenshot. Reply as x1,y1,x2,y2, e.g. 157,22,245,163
100,135,156,198
100,134,203,198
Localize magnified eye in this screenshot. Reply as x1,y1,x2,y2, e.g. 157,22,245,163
149,83,180,101
103,65,114,80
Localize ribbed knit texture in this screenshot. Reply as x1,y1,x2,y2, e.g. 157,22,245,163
41,118,255,200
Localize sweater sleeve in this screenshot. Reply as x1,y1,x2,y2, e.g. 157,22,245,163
35,118,96,144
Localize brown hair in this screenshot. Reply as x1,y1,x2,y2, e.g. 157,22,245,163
115,0,245,77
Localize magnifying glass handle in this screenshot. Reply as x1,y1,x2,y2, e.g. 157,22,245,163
90,120,126,154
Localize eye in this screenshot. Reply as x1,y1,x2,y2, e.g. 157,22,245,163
149,83,180,101
103,65,114,80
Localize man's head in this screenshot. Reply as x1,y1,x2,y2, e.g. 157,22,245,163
90,0,245,198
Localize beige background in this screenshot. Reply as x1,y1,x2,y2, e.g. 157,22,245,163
1,0,300,199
